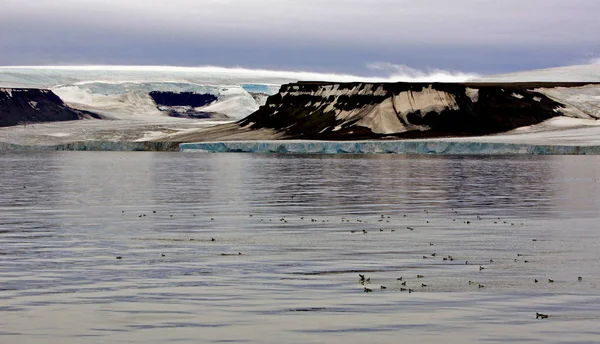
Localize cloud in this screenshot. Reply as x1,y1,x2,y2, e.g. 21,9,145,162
1,0,599,71
0,64,479,87
367,63,478,82
2,0,599,46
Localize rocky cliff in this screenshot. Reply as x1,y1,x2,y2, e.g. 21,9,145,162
222,82,600,140
0,88,100,127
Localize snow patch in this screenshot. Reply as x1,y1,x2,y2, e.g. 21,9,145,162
393,86,459,118
465,88,479,102
28,101,39,110
1,89,13,98
535,85,600,119
511,93,525,99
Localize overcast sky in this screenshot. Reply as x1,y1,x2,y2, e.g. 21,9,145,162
1,0,598,76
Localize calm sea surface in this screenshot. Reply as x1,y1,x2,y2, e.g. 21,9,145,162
1,152,599,343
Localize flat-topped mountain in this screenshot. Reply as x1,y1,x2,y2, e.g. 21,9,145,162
173,81,600,142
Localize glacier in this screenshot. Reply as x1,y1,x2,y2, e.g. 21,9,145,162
0,66,284,120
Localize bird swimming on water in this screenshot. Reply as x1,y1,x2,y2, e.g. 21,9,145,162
536,312,549,319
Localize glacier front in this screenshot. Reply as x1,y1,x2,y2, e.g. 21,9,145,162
179,140,600,155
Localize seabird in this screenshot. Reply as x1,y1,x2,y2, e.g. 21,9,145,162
421,283,427,287
578,276,583,282
401,281,407,286
381,286,387,290
397,277,403,281
417,275,424,279
536,313,549,319
548,279,554,283
364,287,373,293
116,256,122,260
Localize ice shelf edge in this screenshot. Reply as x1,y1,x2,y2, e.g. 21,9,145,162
179,141,600,155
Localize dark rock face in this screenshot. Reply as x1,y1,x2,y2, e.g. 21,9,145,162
237,82,596,140
0,88,100,127
148,91,218,107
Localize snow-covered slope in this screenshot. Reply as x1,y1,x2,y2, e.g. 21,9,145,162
479,63,600,83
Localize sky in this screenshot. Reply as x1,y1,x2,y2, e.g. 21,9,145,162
1,0,599,77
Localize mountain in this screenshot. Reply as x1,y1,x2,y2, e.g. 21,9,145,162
173,81,600,142
0,88,99,127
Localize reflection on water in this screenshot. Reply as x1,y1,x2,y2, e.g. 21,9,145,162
0,152,599,344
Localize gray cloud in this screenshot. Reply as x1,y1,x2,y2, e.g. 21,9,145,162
0,0,599,74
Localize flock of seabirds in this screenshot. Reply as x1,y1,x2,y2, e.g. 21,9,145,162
117,209,588,321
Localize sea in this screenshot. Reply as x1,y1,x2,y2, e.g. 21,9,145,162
1,151,599,343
